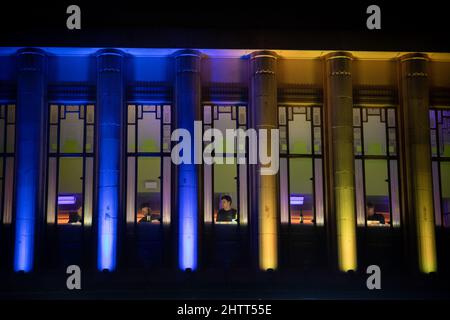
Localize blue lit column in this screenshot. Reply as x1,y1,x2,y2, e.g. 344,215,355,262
13,48,46,272
96,49,124,271
175,50,201,271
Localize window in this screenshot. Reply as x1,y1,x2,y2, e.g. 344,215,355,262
353,107,401,227
430,108,450,227
279,106,324,226
126,104,172,226
46,104,95,226
0,104,15,225
203,105,248,225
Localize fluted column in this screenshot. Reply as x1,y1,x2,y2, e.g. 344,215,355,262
175,50,201,271
400,53,437,273
250,51,279,271
325,52,357,272
96,49,124,271
13,48,47,272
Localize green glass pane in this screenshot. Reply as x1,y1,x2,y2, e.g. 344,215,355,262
288,113,311,154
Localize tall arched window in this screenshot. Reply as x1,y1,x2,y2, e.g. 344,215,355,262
278,105,325,226
0,104,15,225
126,104,172,226
353,107,401,227
430,108,450,227
46,104,95,226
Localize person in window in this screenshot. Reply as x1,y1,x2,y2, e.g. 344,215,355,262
366,202,385,225
68,206,82,224
138,202,160,223
216,195,238,223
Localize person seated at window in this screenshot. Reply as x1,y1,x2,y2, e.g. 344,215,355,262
366,202,385,225
68,206,82,224
216,195,238,223
138,202,160,223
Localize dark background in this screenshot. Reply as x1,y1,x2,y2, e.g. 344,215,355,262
1,1,449,51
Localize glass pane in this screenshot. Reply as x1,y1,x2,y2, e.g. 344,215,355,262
7,105,15,123
49,125,58,153
313,127,322,154
86,105,95,124
128,105,136,124
432,161,441,227
163,125,171,153
46,157,57,224
6,125,14,153
353,108,361,126
279,158,289,224
363,111,387,156
214,162,238,223
60,112,84,153
441,114,450,157
214,110,236,155
279,107,286,125
313,107,321,126
83,157,94,226
279,126,288,154
137,157,161,224
354,128,362,155
163,105,171,124
388,128,397,155
57,157,83,225
288,110,312,154
162,156,171,225
239,163,248,225
441,162,450,227
0,119,4,153
390,160,401,227
3,157,14,224
365,159,390,227
50,105,59,124
238,106,247,125
289,158,314,225
138,112,160,153
387,109,396,128
126,157,136,224
127,125,136,153
85,125,94,153
355,159,365,226
204,163,213,223
314,158,324,226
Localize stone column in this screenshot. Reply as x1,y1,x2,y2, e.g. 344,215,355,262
96,49,124,271
400,53,437,273
325,52,358,272
175,50,201,271
250,51,279,271
13,48,46,272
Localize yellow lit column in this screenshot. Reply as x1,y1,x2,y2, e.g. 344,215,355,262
400,53,437,273
325,52,358,272
250,51,278,271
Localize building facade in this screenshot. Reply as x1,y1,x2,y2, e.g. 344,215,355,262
0,47,449,277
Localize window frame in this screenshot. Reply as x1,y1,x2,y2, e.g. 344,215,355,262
430,107,450,228
202,104,249,226
0,103,16,225
278,104,325,227
353,105,402,228
45,103,96,227
125,103,172,227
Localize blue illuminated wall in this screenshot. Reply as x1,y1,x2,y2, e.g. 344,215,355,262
13,49,46,272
